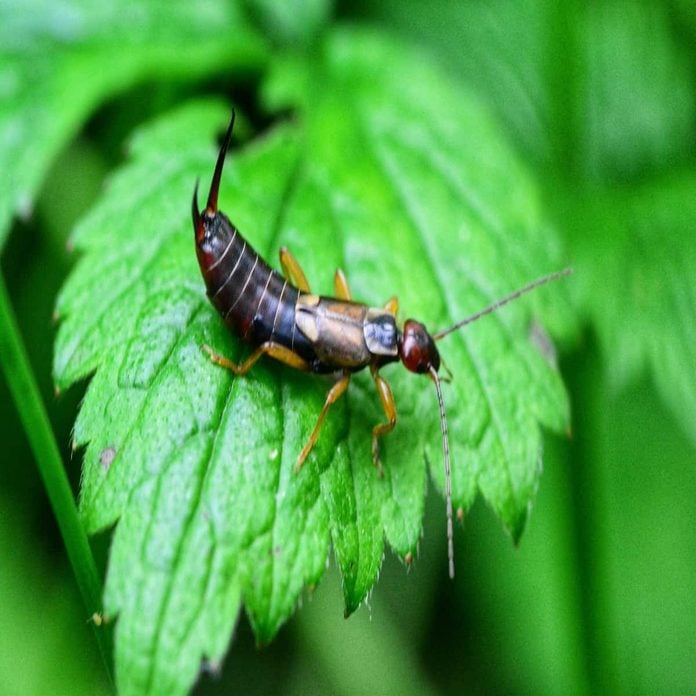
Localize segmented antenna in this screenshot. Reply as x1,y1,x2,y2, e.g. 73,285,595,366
430,366,454,579
433,268,573,341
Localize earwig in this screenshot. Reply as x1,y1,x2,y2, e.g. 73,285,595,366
193,112,572,578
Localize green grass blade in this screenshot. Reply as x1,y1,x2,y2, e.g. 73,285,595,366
0,272,113,687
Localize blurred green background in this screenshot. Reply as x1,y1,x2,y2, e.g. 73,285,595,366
2,0,695,694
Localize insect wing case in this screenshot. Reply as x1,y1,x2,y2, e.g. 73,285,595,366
295,295,379,369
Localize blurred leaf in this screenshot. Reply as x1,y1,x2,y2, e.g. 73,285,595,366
673,0,696,39
350,0,556,165
566,171,696,448
554,343,696,693
54,28,570,693
458,437,590,695
243,0,332,46
0,0,266,251
293,563,438,696
357,0,696,185
577,0,696,182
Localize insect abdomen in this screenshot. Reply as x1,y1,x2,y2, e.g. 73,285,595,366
197,211,317,361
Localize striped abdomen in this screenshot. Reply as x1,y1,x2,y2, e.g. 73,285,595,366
196,210,319,367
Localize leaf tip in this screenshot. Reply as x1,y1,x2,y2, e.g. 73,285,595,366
343,599,361,619
509,511,529,547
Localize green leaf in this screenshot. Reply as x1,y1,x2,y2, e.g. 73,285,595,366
566,172,696,449
0,0,266,251
54,28,570,693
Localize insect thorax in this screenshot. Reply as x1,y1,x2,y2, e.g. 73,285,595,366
295,295,397,368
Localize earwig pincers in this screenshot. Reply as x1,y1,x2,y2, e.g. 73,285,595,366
193,111,571,578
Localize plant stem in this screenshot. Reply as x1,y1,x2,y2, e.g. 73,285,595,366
0,272,113,686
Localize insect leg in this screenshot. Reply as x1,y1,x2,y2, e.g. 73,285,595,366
369,364,397,476
202,341,310,375
383,296,398,315
333,269,351,300
279,246,311,292
296,371,351,472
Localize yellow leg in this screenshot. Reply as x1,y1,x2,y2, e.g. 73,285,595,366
384,296,398,315
370,364,397,476
296,372,351,472
334,268,352,300
202,341,310,375
279,246,311,292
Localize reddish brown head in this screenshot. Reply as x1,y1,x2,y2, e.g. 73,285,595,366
398,319,441,374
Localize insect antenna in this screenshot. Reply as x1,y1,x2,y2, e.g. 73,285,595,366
433,268,572,341
206,109,236,214
430,365,454,579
